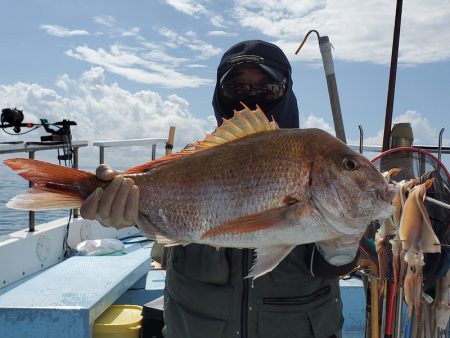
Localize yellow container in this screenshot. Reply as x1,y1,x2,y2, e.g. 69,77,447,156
93,305,143,338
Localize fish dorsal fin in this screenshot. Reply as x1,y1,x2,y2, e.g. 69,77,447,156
193,104,278,151
124,105,278,174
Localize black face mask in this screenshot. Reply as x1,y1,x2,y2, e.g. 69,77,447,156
219,95,280,120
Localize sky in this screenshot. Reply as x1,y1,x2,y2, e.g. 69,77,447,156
1,0,450,169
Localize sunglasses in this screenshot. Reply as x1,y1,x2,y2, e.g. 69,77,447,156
220,81,285,101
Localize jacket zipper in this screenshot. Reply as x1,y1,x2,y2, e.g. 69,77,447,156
263,284,331,305
240,248,250,338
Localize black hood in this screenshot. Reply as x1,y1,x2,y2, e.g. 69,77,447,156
212,40,299,129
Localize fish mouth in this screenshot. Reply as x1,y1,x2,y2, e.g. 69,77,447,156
375,182,397,203
360,165,395,193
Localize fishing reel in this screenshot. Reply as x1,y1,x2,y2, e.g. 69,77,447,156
1,108,25,133
39,119,77,143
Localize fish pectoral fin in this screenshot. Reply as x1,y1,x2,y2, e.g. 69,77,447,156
200,202,304,239
245,245,296,280
154,235,184,247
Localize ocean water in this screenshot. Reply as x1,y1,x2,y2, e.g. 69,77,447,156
0,164,74,237
0,146,158,238
0,159,104,237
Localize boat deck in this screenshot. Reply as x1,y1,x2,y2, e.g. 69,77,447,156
0,242,154,338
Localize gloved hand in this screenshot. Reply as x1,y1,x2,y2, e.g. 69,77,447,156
316,232,363,266
80,164,140,228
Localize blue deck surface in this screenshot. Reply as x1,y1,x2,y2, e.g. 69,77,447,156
0,241,382,338
0,243,151,338
340,278,366,337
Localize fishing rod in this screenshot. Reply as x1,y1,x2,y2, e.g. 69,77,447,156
380,1,404,336
382,0,404,153
1,107,77,164
1,108,76,136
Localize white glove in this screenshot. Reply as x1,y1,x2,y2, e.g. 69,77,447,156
316,233,361,266
80,164,140,228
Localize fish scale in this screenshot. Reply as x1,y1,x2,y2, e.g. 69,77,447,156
134,150,304,242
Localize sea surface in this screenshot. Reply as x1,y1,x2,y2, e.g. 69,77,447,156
1,165,71,237
0,162,97,237
0,144,160,238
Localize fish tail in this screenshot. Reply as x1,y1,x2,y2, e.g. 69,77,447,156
4,158,95,211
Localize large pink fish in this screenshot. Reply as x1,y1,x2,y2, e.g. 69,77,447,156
4,107,396,278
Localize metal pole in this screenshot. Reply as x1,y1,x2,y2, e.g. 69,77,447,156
28,151,35,232
99,146,105,164
358,125,364,154
438,128,445,161
73,147,79,218
319,36,347,143
382,0,404,152
295,31,346,143
394,287,403,338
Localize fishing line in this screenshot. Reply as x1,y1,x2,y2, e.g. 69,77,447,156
120,234,152,245
63,210,73,259
0,125,41,136
55,125,75,259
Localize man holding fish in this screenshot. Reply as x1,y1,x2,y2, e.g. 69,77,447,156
77,40,396,338
6,40,395,337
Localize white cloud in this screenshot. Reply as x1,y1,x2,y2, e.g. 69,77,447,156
158,27,222,59
0,68,212,167
163,0,226,27
209,15,226,28
301,114,335,135
121,27,140,37
186,64,207,68
231,0,450,65
94,15,116,27
65,45,213,88
60,19,223,88
142,49,189,65
207,30,238,37
55,74,71,90
164,0,208,16
40,24,90,37
361,130,384,148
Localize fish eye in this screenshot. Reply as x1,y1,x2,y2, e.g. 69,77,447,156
342,156,359,171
